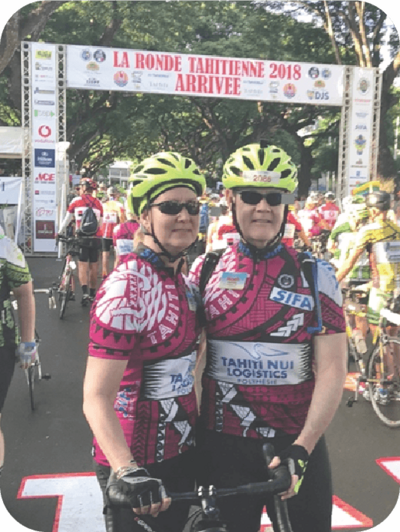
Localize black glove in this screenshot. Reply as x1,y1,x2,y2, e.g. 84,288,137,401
106,466,167,510
278,444,309,494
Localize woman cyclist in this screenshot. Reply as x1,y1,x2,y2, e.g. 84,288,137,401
190,142,347,532
83,152,205,532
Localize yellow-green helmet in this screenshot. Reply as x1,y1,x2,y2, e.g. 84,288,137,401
128,152,206,216
127,175,144,215
223,143,298,193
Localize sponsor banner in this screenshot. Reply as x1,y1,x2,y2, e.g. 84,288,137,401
34,148,56,168
30,42,57,252
346,68,375,195
66,45,344,106
31,43,57,85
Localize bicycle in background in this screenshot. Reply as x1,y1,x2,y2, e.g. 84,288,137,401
343,285,400,427
12,288,54,410
106,444,294,532
57,235,80,319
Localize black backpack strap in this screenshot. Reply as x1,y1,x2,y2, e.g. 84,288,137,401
298,251,324,334
199,249,224,295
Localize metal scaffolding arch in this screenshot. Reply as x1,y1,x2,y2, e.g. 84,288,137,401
21,42,33,255
370,70,382,182
21,42,67,255
337,66,352,200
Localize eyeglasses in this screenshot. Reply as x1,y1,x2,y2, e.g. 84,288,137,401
150,200,200,216
238,191,283,206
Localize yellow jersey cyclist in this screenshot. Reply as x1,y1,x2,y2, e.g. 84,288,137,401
337,191,400,401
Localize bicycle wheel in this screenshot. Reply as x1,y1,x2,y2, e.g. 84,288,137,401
367,341,400,427
59,271,71,319
26,363,38,411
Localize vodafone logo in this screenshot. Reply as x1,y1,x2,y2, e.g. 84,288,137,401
38,125,52,137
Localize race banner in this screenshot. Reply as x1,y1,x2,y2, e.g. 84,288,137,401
66,45,344,106
346,68,376,195
31,42,58,252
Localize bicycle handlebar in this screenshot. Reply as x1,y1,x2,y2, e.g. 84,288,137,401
107,444,293,532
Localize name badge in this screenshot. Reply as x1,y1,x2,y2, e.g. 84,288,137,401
219,271,248,290
186,290,197,311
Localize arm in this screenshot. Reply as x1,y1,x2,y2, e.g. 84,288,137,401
83,356,132,471
294,332,347,453
13,281,35,342
271,332,347,499
58,212,74,234
336,247,364,283
298,228,311,248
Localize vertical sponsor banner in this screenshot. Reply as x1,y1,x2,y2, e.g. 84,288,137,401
31,43,57,252
347,68,375,195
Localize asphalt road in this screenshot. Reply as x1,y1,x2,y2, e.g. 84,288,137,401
1,257,400,532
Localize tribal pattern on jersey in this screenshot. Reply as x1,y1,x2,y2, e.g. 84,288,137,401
89,246,200,466
0,236,31,348
189,242,345,439
355,219,400,292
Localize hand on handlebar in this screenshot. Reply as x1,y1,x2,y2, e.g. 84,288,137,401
106,466,171,517
16,341,37,369
268,444,309,500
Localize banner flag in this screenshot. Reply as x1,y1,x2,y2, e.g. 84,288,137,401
66,45,344,107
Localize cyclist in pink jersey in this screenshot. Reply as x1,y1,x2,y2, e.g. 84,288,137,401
83,152,205,532
112,213,140,268
189,142,346,532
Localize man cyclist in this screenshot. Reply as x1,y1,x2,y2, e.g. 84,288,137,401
190,142,346,532
0,235,36,478
58,178,103,305
101,186,126,278
337,190,400,401
318,192,340,231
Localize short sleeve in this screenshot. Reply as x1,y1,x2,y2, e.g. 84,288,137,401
188,254,206,289
4,239,31,289
316,259,346,335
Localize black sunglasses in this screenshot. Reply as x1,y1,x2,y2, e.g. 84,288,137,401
150,200,200,216
238,191,283,206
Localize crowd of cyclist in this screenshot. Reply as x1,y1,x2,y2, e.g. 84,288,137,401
1,139,400,532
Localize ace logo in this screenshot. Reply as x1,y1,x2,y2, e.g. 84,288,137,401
35,172,55,183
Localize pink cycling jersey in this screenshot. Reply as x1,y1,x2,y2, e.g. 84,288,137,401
189,241,345,439
89,246,200,466
112,220,140,257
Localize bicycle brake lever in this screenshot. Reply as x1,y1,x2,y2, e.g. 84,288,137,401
262,443,276,469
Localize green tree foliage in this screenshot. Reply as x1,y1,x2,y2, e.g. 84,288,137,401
0,1,398,193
